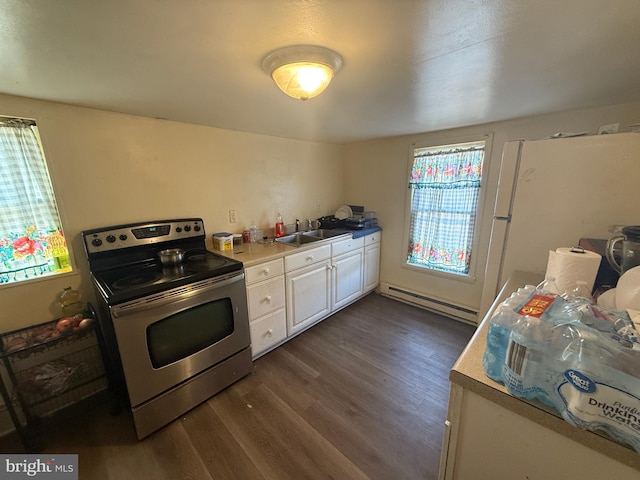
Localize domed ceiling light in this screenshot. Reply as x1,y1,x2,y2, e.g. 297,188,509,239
262,45,343,101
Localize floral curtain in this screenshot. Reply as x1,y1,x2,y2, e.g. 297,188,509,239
0,119,70,283
407,144,484,274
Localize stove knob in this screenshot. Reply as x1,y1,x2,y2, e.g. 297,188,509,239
106,234,116,243
92,238,103,247
194,225,201,232
184,225,191,232
175,227,182,233
119,234,128,241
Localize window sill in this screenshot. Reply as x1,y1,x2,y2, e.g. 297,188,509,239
401,261,477,284
0,268,79,291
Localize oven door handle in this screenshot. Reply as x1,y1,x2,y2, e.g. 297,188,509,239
111,271,245,317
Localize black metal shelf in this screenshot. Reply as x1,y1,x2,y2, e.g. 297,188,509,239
0,303,107,452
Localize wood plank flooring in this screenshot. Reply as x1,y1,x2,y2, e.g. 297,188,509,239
0,293,475,480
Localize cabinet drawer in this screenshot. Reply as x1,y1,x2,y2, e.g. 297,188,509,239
332,236,364,256
364,232,381,246
245,258,284,285
250,309,286,357
247,276,285,319
285,244,331,272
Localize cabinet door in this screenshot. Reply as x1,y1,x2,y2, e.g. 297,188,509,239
332,249,364,311
286,260,331,336
364,242,381,293
249,308,286,358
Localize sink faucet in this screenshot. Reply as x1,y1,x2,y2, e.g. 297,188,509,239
295,219,300,232
307,219,313,231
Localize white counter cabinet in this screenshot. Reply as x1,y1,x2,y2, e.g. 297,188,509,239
331,236,364,311
439,271,640,480
285,244,332,336
231,229,382,359
245,258,287,358
363,231,381,293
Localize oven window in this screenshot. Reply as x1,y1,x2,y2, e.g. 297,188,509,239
147,297,234,368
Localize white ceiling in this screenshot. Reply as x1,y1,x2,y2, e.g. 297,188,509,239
2,0,640,144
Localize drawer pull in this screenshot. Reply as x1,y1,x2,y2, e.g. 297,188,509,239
307,255,314,261
266,329,273,337
262,267,270,275
264,295,272,303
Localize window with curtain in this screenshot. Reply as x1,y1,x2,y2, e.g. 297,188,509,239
0,117,71,285
407,141,485,275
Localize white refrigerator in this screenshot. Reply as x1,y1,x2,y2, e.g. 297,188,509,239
480,132,640,316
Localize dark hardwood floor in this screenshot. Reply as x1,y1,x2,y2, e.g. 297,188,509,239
0,293,475,480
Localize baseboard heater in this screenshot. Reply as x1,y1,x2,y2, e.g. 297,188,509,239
379,283,478,324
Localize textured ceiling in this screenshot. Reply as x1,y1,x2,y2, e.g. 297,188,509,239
1,0,640,143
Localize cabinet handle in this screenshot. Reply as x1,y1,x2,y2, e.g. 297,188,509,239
265,295,271,303
266,329,273,337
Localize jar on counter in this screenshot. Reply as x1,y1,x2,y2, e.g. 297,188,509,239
58,286,85,316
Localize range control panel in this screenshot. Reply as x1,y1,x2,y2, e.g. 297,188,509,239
82,218,205,254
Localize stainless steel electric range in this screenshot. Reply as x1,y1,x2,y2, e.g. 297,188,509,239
82,218,252,439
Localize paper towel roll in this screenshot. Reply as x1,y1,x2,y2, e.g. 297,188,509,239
545,247,601,294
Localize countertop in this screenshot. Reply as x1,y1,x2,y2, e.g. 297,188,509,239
451,270,640,471
207,227,381,268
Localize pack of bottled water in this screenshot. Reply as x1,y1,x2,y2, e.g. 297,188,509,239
482,278,640,453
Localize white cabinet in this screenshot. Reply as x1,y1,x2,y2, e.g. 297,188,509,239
245,230,381,352
363,232,381,293
440,385,638,480
285,244,332,336
439,271,640,480
245,258,287,358
331,236,364,311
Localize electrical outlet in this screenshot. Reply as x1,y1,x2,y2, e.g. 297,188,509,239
229,209,237,223
598,123,619,134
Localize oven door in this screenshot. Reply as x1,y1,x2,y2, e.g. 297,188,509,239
109,271,250,407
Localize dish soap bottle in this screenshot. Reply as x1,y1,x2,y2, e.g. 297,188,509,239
275,213,285,238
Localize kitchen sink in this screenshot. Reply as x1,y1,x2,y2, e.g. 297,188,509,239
302,229,347,239
275,229,348,247
275,233,324,247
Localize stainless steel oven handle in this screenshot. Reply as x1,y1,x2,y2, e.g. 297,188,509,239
111,271,245,317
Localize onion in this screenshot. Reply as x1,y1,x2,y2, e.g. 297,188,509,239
55,318,74,333
78,318,93,330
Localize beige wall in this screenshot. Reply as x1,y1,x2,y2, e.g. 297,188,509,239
3,93,640,331
0,94,344,332
343,101,640,315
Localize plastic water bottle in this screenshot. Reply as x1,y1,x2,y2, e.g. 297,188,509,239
565,280,593,302
536,276,560,295
482,285,535,382
503,314,555,404
249,222,258,243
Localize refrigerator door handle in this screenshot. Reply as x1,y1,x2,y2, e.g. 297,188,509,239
493,215,511,221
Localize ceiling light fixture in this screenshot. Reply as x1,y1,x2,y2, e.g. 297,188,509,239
262,45,343,101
